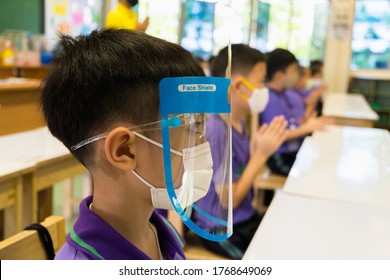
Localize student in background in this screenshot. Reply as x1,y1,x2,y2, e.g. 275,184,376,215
309,60,327,115
260,48,333,177
105,0,149,32
208,55,216,74
195,56,211,76
195,44,288,259
290,65,327,119
310,60,324,81
41,29,206,260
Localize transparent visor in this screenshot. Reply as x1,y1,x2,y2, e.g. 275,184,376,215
159,76,232,242
162,112,233,242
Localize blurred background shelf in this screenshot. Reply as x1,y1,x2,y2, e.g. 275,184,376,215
349,72,390,130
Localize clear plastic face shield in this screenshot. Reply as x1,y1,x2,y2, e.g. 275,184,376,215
70,77,232,242
159,76,232,242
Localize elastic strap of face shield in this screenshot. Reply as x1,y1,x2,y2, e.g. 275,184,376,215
133,131,183,157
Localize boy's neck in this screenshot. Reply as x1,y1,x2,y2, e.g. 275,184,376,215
91,174,158,258
231,104,246,124
231,105,247,134
267,80,285,93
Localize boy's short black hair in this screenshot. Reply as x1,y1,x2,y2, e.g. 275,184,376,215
266,48,298,81
310,60,324,77
211,44,265,78
41,29,204,166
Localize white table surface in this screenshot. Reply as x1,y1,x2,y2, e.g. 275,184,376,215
243,192,390,260
350,70,390,81
284,125,390,208
323,93,379,120
0,160,35,178
0,127,69,164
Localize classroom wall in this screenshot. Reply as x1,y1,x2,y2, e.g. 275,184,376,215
0,0,358,94
324,0,356,93
0,0,43,34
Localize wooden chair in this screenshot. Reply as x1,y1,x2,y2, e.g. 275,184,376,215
253,167,287,213
254,167,287,191
183,232,230,260
0,215,65,260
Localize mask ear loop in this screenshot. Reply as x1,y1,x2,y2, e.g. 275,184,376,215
240,77,255,91
132,131,183,157
235,77,254,102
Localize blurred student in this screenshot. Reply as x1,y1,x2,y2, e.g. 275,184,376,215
195,44,287,259
310,60,324,81
260,49,332,176
309,60,327,115
195,56,211,76
290,65,327,119
105,0,149,32
41,29,206,260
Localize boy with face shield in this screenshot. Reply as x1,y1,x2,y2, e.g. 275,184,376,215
260,48,333,177
195,44,288,259
40,29,211,260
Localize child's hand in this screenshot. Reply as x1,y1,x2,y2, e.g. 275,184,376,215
306,84,328,106
304,115,334,132
253,116,288,159
137,17,150,32
316,84,328,96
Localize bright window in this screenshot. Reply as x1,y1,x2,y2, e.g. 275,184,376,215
351,0,390,70
262,0,329,65
138,0,181,44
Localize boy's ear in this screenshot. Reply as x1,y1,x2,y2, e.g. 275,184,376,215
230,75,244,94
104,127,137,171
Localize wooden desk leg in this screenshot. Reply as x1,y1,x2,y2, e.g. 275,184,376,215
22,173,33,227
0,177,23,239
3,177,23,238
0,210,4,239
37,187,53,223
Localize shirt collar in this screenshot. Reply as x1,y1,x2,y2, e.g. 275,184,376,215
67,195,185,260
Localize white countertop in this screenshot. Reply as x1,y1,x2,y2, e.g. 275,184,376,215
323,93,379,120
0,127,69,168
0,160,35,178
284,125,390,208
243,192,390,260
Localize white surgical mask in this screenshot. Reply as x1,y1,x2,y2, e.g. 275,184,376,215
248,87,270,114
239,78,270,114
131,132,213,210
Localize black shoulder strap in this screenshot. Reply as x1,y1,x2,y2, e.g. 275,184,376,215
24,223,55,260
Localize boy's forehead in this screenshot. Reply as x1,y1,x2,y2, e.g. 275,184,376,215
286,62,299,72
